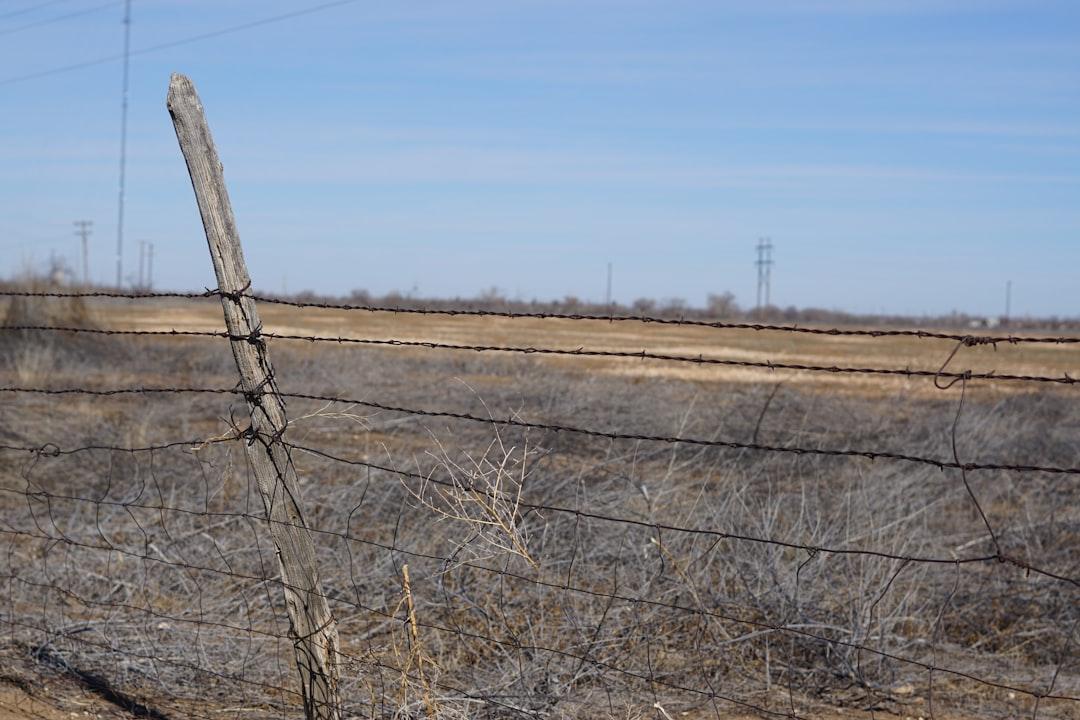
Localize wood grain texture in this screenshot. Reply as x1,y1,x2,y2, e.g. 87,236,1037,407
166,72,341,720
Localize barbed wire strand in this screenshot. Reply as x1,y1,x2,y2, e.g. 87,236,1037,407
2,436,1076,586
2,288,1078,346
3,384,1078,475
283,441,1080,588
0,439,1033,573
3,324,1076,387
3,289,1077,716
1,461,1075,701
1,574,549,719
0,523,1045,720
0,524,795,719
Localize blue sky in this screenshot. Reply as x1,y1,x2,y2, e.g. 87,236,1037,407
1,0,1078,316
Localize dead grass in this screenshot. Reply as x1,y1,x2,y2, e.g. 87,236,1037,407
82,297,1080,397
0,297,1076,719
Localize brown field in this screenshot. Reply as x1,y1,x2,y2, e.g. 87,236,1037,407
0,296,1077,719
106,297,1080,395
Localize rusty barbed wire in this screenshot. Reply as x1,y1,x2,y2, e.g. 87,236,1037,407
2,324,1077,387
3,288,1078,718
3,384,1079,475
2,287,1078,346
0,519,796,719
283,441,1080,589
0,289,217,301
3,437,1075,587
1,468,1075,707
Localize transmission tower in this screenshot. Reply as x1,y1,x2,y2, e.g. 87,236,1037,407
73,220,93,285
137,240,146,288
755,237,774,315
115,0,132,287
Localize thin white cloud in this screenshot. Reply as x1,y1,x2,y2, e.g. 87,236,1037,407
6,134,1078,188
218,143,1080,188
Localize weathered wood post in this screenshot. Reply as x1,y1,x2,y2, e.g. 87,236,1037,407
166,73,341,720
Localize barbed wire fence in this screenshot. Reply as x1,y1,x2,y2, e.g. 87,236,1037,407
0,73,1076,719
1,298,1078,720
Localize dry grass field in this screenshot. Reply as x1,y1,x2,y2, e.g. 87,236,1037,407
95,297,1080,400
0,295,1077,719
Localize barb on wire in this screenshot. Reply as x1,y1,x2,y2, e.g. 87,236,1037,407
3,288,1079,346
950,377,1002,554
5,604,543,719
3,286,1077,718
3,324,1076,387
241,293,1080,346
284,441,1080,588
2,436,1075,587
0,484,1062,704
4,437,1077,714
2,384,1079,475
0,522,793,718
0,436,239,458
0,289,217,301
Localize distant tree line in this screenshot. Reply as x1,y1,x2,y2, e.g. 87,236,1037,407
270,286,1078,333
3,265,1076,333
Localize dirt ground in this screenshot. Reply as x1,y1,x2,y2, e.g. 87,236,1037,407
0,670,990,720
0,653,134,720
0,676,960,720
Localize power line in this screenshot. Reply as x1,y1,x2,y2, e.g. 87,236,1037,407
0,0,77,22
0,0,120,38
0,0,365,87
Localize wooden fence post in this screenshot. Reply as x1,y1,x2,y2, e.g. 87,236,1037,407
166,73,341,720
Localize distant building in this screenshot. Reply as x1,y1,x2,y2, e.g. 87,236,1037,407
968,316,1001,329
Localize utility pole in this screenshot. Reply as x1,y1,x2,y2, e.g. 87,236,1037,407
115,0,132,287
73,220,93,286
137,240,146,288
605,262,612,306
1005,280,1012,322
765,241,773,307
147,242,154,290
755,237,774,316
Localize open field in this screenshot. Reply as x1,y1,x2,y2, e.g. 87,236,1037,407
81,297,1080,395
0,296,1077,719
